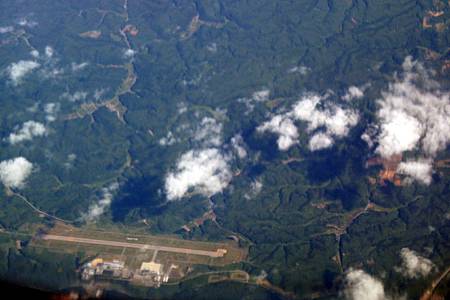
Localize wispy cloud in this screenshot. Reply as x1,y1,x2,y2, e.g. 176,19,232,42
244,179,263,200
82,183,119,222
17,17,38,28
0,26,14,34
71,62,89,72
288,65,310,75
237,88,271,114
61,91,88,102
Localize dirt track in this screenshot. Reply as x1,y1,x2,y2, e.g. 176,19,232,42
41,234,225,258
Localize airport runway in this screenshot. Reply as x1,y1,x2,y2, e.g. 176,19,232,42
41,234,225,258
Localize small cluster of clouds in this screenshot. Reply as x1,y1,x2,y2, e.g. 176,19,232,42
288,65,310,75
164,115,237,201
230,134,247,159
159,131,177,146
7,120,47,144
0,17,37,35
396,248,435,278
159,116,224,148
342,250,435,299
61,91,88,102
82,183,119,222
7,60,40,85
237,88,271,114
63,153,77,169
193,117,223,147
342,84,368,101
44,102,60,122
0,157,33,189
0,26,14,34
364,56,450,184
258,93,359,151
17,17,38,28
343,269,388,300
6,46,57,85
6,46,90,85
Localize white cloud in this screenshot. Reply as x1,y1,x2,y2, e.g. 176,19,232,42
206,42,217,52
344,269,388,300
177,102,188,114
45,46,54,58
64,153,77,169
397,248,435,278
7,121,47,144
159,131,177,146
82,183,119,221
371,56,450,158
397,159,433,185
61,91,88,102
308,132,333,151
71,62,89,72
7,60,40,85
193,117,223,147
244,179,263,199
93,88,107,100
291,94,359,137
342,85,365,101
44,103,60,122
376,110,423,158
288,65,310,75
258,93,359,151
123,49,136,58
252,89,270,102
0,26,14,34
0,157,33,189
230,134,247,159
30,50,39,58
237,88,271,113
17,18,38,27
257,114,299,151
363,56,450,184
165,148,232,201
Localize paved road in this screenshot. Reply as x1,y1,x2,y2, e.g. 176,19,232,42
41,234,225,258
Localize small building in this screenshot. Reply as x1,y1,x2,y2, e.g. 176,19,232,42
217,249,227,256
140,262,163,275
91,258,104,268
